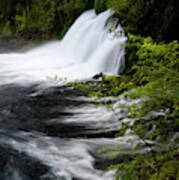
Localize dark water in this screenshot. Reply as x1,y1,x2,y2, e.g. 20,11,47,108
0,82,135,180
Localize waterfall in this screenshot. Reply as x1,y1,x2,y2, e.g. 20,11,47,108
0,10,129,180
0,10,127,84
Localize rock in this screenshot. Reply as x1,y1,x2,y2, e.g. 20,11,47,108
92,72,104,80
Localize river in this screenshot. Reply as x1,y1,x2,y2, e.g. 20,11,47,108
0,10,135,180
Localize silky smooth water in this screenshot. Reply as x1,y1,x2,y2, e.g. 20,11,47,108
0,10,126,84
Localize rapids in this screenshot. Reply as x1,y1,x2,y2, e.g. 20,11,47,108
0,10,133,180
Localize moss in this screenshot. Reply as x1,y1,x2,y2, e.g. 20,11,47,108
103,75,118,83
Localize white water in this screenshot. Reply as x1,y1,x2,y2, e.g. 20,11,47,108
0,9,128,180
0,93,142,180
0,10,126,85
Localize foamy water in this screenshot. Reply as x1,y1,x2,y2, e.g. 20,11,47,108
0,10,126,85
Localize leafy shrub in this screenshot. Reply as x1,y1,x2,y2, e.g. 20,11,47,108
111,150,179,180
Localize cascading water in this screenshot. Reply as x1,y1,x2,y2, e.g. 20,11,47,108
0,10,133,180
0,10,126,84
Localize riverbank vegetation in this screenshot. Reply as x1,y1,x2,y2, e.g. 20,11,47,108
103,34,179,180
70,34,179,179
0,0,178,179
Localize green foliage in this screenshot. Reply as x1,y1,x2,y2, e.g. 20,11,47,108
103,34,179,142
103,75,118,82
106,0,178,41
1,20,12,36
111,150,179,180
0,0,178,41
94,0,107,14
92,34,179,179
71,81,105,97
76,0,94,10
107,0,132,14
0,0,94,39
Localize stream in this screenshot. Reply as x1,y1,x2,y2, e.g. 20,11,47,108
0,82,142,180
0,10,138,180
